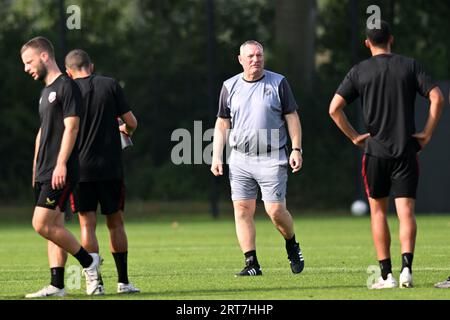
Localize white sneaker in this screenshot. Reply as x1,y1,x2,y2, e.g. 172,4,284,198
25,285,66,298
117,282,140,294
370,273,397,289
82,253,104,295
435,277,450,288
399,268,413,288
94,284,105,295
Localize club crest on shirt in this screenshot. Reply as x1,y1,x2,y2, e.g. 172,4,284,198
48,91,56,103
264,88,272,96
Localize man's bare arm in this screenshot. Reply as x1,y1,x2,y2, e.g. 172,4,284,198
211,117,231,176
284,111,303,173
32,128,41,187
329,94,370,148
413,87,444,149
52,116,79,190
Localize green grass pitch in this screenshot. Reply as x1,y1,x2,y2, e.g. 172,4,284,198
1,212,450,300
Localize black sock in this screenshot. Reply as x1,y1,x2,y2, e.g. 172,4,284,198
244,250,259,268
401,253,414,272
379,258,392,280
285,234,297,251
112,252,129,284
50,267,64,289
73,247,93,268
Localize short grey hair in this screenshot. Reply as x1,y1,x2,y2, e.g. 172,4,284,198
239,40,264,55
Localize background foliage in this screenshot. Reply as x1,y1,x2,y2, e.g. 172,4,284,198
0,0,448,209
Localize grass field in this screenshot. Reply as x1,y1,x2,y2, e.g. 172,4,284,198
1,208,450,300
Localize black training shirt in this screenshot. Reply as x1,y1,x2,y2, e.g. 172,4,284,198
74,74,131,181
337,53,436,158
36,74,82,183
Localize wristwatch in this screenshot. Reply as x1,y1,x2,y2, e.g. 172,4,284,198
292,148,303,155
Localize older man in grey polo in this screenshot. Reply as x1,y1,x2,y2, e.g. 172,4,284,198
211,40,305,276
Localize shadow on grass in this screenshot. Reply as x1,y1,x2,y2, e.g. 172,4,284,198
3,283,365,300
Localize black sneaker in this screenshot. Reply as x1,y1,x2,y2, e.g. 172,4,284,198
235,265,262,277
287,243,304,274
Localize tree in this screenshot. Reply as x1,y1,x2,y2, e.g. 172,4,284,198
274,0,317,94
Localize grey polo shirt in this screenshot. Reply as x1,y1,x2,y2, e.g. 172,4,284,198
217,70,298,155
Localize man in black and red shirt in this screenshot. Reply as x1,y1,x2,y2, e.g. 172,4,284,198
65,49,139,294
21,37,102,298
329,21,444,289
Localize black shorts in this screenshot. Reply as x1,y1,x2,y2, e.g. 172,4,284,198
34,181,76,212
362,154,419,199
72,180,125,215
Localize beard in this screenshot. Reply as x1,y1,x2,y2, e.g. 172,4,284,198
36,59,48,81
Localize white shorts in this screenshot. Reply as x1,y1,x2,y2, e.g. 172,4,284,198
228,149,288,202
